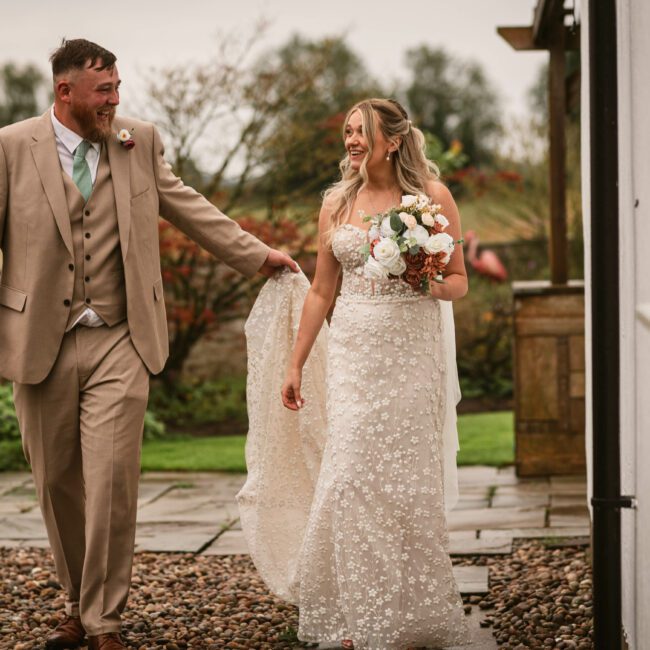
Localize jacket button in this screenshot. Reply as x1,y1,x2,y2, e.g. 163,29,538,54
85,254,91,261
85,210,90,216
85,276,90,282
63,299,71,306
85,232,91,239
85,298,92,304
68,264,74,271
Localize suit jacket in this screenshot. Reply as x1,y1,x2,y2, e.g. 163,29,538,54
0,111,270,384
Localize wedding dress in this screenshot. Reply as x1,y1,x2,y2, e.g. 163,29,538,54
238,224,470,649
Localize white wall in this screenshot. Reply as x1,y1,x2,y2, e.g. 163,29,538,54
583,1,650,646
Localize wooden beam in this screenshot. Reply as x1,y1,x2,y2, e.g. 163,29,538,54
497,26,537,50
534,0,566,44
497,24,580,51
548,21,569,285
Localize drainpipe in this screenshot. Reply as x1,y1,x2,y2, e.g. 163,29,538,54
588,0,633,647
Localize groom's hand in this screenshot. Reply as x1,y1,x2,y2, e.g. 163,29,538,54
258,248,299,277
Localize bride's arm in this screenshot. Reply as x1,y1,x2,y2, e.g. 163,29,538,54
281,201,341,411
426,180,468,301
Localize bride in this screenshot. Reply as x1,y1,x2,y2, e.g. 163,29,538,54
240,98,471,649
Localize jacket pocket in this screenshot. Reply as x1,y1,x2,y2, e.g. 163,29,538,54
153,278,164,302
0,285,27,312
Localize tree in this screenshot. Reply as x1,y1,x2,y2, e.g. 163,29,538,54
256,35,382,207
140,27,332,383
404,46,502,166
0,63,46,127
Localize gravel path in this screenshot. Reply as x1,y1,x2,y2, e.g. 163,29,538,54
1,543,593,649
454,541,593,649
1,549,302,650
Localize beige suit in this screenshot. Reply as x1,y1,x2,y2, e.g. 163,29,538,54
0,111,270,634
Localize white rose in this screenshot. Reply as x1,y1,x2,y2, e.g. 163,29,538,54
434,214,450,229
117,128,131,142
373,237,401,268
421,212,435,227
416,193,430,209
424,232,455,255
401,194,417,208
368,225,381,241
380,216,397,237
403,224,430,247
387,256,406,276
364,256,389,280
399,212,417,230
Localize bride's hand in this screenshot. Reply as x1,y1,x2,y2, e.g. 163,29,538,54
281,367,305,411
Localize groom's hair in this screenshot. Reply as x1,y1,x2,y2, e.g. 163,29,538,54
50,39,117,78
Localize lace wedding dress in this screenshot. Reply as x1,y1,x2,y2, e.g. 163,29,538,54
238,224,471,649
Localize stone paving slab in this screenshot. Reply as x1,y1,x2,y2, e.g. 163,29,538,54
202,529,249,556
0,515,47,540
137,500,239,525
453,498,491,510
135,522,227,553
490,493,550,508
548,505,590,528
1,467,590,551
453,566,489,594
136,481,178,506
447,506,546,532
450,536,514,555
493,482,551,495
479,526,590,540
551,493,588,507
0,472,32,494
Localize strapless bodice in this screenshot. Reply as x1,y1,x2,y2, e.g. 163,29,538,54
331,224,423,301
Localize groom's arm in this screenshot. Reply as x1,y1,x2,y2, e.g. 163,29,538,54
151,125,270,278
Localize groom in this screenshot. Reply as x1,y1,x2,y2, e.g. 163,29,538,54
0,39,296,649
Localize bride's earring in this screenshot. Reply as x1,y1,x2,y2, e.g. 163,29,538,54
386,151,391,161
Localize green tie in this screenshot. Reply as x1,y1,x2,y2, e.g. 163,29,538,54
72,140,93,202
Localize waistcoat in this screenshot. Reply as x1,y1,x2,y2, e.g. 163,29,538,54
61,144,127,330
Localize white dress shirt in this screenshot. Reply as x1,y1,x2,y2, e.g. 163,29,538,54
50,107,105,328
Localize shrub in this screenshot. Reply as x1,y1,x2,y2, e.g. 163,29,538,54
148,376,248,434
0,383,20,442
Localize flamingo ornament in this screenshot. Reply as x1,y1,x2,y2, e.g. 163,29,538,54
464,230,508,282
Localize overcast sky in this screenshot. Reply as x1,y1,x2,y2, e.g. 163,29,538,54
1,0,546,120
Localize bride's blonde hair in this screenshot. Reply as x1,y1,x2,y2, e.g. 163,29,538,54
323,98,439,242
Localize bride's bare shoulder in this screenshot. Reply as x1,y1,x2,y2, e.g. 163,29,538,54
425,179,455,205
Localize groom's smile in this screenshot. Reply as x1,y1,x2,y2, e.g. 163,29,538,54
55,58,121,142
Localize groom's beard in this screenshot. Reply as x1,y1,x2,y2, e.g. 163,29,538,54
70,100,115,143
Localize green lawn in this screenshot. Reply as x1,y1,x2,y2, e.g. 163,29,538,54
140,410,514,472
456,410,514,467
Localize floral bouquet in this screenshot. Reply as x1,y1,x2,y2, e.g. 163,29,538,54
361,193,461,292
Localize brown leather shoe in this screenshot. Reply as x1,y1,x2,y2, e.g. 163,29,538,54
45,615,86,649
87,633,126,649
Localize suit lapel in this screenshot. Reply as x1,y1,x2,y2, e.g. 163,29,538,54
106,129,131,262
30,112,74,257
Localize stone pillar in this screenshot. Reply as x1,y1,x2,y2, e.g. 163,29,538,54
513,280,585,476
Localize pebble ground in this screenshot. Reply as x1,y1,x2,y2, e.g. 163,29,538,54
1,542,592,649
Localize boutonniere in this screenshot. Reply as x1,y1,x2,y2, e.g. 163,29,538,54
117,128,135,150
